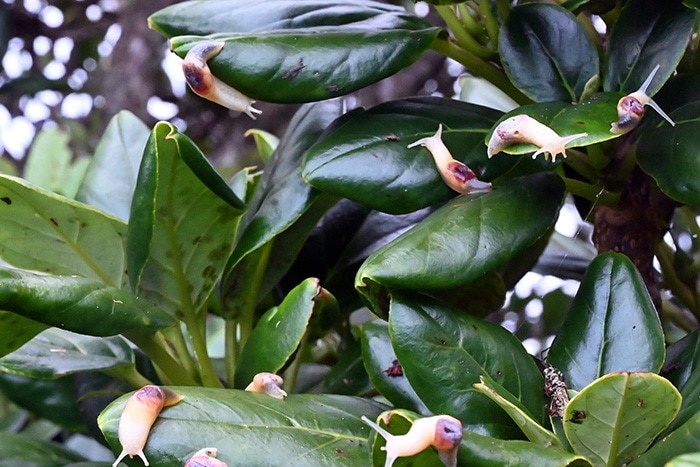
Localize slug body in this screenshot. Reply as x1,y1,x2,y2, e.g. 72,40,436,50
112,385,183,467
407,124,492,194
184,447,228,467
245,372,288,399
182,41,262,119
487,115,587,162
361,414,463,467
611,64,675,134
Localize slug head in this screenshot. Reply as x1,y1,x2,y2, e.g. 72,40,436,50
611,95,646,134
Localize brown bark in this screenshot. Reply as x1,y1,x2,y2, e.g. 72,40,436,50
593,165,675,308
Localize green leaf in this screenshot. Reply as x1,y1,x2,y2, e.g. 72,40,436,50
0,175,128,287
458,431,593,466
245,128,279,162
500,4,599,102
99,387,387,467
76,110,150,221
222,101,343,313
356,173,565,314
662,331,699,391
685,0,700,11
360,320,430,415
169,24,439,104
149,0,417,37
603,0,696,94
564,372,682,467
0,311,46,357
459,76,519,112
303,97,512,214
0,432,86,466
389,294,547,438
628,413,700,467
23,128,87,199
485,93,624,156
0,328,135,378
666,452,700,467
547,253,665,391
474,375,562,447
235,278,337,387
638,102,700,206
226,101,343,274
323,341,373,396
0,268,175,336
127,122,243,316
0,373,86,432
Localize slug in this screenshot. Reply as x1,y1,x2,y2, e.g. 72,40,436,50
245,372,288,399
182,41,262,119
611,64,675,134
184,447,229,467
487,115,587,162
407,124,492,194
361,414,463,467
112,385,184,467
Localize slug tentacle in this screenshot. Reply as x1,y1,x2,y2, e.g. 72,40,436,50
182,41,262,119
361,414,463,467
611,64,675,134
113,385,183,467
408,124,491,194
245,372,288,399
487,115,587,162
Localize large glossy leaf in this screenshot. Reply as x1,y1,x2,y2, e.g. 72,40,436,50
149,0,417,37
127,122,243,316
389,294,547,438
0,175,127,287
0,432,86,466
0,373,86,432
360,320,430,416
603,0,696,94
356,173,565,312
99,387,387,467
0,328,135,378
564,373,682,467
547,253,665,391
474,375,562,448
628,413,700,467
76,111,150,221
0,268,174,336
485,93,624,156
303,97,512,214
169,24,438,104
500,3,599,102
24,128,87,199
235,278,337,388
222,101,343,314
0,311,46,357
226,101,343,277
638,102,700,206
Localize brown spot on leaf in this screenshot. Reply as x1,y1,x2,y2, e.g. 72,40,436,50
282,58,305,79
49,218,59,227
0,197,11,205
384,360,403,377
569,410,586,424
384,134,400,142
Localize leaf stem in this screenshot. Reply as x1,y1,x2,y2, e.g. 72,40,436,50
224,318,237,387
656,241,699,317
430,37,529,104
126,332,198,386
162,324,198,379
478,0,500,49
661,300,699,333
435,5,495,60
283,330,310,394
235,241,274,369
560,176,619,205
456,4,485,38
105,365,153,389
